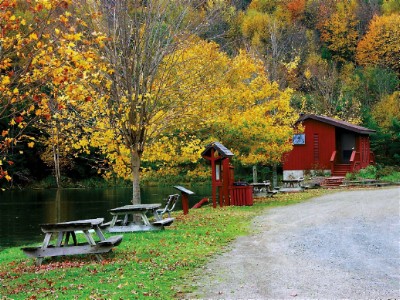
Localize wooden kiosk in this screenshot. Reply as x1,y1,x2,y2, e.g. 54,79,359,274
201,142,236,207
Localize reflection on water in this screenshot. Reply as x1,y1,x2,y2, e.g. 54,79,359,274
0,184,211,250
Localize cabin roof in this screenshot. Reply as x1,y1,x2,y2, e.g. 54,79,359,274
296,114,376,135
201,141,234,158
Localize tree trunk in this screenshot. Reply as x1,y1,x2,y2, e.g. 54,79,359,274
53,143,61,188
130,149,141,204
53,125,61,188
252,165,258,183
272,163,278,188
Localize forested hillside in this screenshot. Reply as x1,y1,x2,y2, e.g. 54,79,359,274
0,0,399,190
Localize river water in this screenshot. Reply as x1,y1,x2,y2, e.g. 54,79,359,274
0,184,211,250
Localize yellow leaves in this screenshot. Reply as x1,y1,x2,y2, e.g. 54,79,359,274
304,68,311,80
27,142,35,148
1,76,11,85
356,14,400,72
319,1,359,62
29,33,39,40
372,92,400,129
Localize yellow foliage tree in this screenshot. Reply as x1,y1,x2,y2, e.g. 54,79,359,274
371,92,400,129
78,0,253,203
0,0,72,183
0,0,109,186
356,14,400,74
143,39,296,173
319,0,359,62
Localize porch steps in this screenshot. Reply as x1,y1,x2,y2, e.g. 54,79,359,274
332,164,351,177
321,176,345,187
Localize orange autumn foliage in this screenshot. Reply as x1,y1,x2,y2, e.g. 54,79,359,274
356,14,400,74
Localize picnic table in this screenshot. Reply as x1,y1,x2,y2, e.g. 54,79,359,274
106,203,174,233
21,218,122,266
281,178,304,188
249,181,277,197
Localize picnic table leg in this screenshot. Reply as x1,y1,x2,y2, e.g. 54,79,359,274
37,233,52,266
82,230,103,261
56,232,64,247
94,226,105,241
122,214,129,225
152,209,162,221
110,215,118,227
65,231,78,245
140,213,151,226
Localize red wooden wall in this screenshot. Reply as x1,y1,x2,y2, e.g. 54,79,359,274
283,119,336,171
355,135,372,169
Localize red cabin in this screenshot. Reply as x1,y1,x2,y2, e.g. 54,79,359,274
283,114,376,179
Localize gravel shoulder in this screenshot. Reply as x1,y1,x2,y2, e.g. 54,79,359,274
185,187,400,300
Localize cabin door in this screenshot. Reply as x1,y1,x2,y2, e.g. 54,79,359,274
339,132,355,163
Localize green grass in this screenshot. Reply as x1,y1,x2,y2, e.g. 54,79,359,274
0,189,328,299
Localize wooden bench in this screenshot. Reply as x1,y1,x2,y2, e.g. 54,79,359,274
250,182,277,197
152,217,175,227
156,194,179,219
21,218,122,266
106,203,172,232
97,235,123,246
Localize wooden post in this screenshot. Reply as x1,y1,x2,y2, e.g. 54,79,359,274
253,165,257,183
222,158,231,206
211,150,217,208
173,186,195,215
181,193,189,215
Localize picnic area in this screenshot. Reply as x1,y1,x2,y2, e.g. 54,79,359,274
0,189,329,299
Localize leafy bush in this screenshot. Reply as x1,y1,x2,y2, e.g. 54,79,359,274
380,172,400,183
350,165,400,182
357,165,377,179
376,165,400,177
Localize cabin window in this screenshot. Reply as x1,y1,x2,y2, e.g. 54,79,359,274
293,134,305,145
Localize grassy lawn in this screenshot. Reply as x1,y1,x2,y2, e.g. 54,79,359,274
0,189,329,299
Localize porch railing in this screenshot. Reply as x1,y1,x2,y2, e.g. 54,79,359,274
350,150,361,172
330,150,337,175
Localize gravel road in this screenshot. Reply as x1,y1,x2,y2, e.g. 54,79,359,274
185,187,400,300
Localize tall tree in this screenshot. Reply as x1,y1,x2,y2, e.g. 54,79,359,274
319,0,360,63
78,0,237,203
356,14,400,74
0,0,71,184
0,0,108,186
141,41,297,181
241,1,307,87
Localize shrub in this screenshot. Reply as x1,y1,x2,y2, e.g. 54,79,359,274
357,165,377,179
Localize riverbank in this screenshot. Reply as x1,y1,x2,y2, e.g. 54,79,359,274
0,189,329,299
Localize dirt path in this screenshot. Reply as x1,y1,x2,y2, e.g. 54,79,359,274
186,187,400,299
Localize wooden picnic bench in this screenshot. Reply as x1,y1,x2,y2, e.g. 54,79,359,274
279,177,305,192
106,203,174,233
282,178,304,188
21,218,122,266
249,181,277,197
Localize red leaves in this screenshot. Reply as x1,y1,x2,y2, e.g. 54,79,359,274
33,94,41,102
14,116,23,123
60,1,69,9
